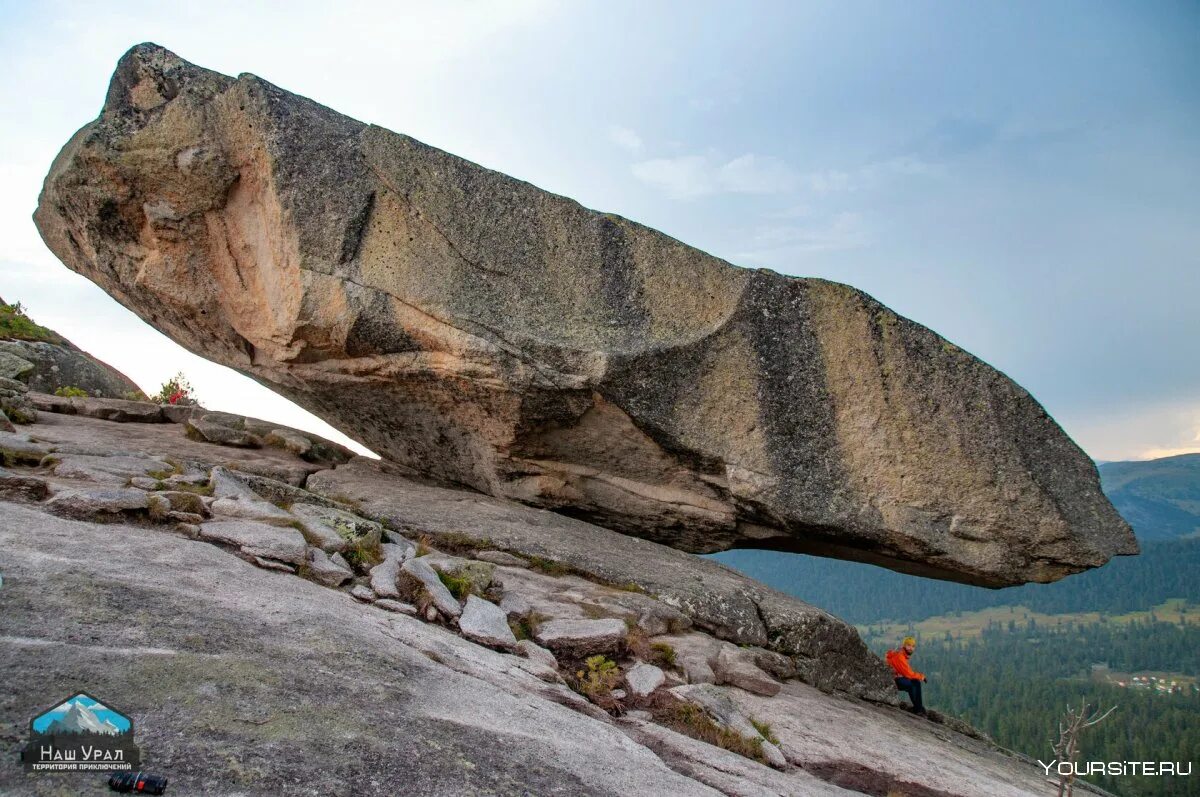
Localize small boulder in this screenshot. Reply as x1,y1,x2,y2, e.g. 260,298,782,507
459,595,517,649
52,453,173,486
0,351,35,380
197,519,307,565
473,550,528,568
625,662,666,698
349,585,376,602
46,487,150,520
373,599,418,615
306,547,354,587
400,556,461,618
0,467,50,502
291,503,383,554
715,645,782,697
534,618,627,657
0,432,50,466
73,397,165,423
499,591,532,619
515,640,558,670
157,490,208,516
186,415,260,447
264,428,312,459
368,547,409,599
0,408,13,433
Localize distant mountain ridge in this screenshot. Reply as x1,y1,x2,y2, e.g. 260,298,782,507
1099,453,1200,540
713,452,1200,624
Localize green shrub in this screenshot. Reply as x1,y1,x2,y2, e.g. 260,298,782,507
54,386,88,398
751,718,779,745
657,701,766,763
650,642,677,668
0,300,61,343
573,655,622,704
154,371,199,406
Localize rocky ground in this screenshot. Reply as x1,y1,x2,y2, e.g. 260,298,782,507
0,391,1108,796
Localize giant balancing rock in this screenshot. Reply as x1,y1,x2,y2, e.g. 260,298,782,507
34,44,1136,587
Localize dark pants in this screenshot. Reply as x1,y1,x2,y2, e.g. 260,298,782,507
895,677,925,712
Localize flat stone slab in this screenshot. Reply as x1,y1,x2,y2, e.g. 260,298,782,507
0,467,49,502
401,556,461,618
197,520,307,565
625,662,666,698
52,453,172,485
306,548,353,587
45,487,150,520
534,618,627,657
459,595,517,650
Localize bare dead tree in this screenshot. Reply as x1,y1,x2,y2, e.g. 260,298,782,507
1050,702,1117,796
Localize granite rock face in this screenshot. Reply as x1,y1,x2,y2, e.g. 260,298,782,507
34,43,1136,586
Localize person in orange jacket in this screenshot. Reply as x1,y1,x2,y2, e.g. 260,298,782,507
885,636,927,715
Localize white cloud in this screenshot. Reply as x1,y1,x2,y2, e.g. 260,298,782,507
607,125,642,152
632,152,797,200
736,211,870,262
801,156,945,194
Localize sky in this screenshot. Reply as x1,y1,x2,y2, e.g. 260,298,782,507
0,0,1196,461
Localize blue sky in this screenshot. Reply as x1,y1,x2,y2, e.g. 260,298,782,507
1,0,1196,460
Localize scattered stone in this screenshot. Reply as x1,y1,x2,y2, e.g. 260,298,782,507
0,408,13,433
369,556,403,599
625,662,666,698
52,453,172,486
253,556,295,573
716,645,782,697
427,556,494,596
349,585,375,602
197,520,307,565
0,433,50,466
45,487,150,520
669,684,777,766
400,556,461,619
0,467,50,502
473,550,528,567
174,522,201,538
515,640,557,671
511,654,561,683
0,351,36,380
146,493,172,520
459,595,517,649
424,606,439,622
760,741,787,770
28,392,77,414
186,416,260,447
168,511,205,525
129,476,160,490
291,503,383,554
160,404,203,424
72,397,165,423
157,490,208,516
499,591,532,619
306,547,354,587
611,689,627,701
264,428,312,459
534,618,627,657
657,634,721,685
209,495,295,526
373,599,418,615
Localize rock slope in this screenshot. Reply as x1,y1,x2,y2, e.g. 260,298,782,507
0,401,1108,795
0,297,145,404
33,43,1135,587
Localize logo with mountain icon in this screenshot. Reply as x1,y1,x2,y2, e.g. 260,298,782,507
22,692,141,772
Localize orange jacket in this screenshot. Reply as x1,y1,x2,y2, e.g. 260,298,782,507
886,649,924,681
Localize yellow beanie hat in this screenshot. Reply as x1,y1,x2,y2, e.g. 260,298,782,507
902,636,916,647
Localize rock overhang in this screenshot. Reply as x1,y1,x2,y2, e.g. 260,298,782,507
34,42,1138,587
